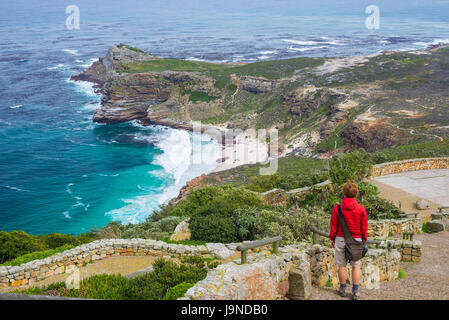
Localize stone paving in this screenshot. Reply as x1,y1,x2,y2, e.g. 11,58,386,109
373,169,449,207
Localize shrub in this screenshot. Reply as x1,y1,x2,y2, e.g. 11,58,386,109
0,245,74,266
247,174,281,192
329,149,372,185
398,269,406,279
422,222,430,233
65,274,130,300
234,206,268,241
162,282,194,300
0,231,48,264
38,233,79,249
127,259,207,300
190,215,238,243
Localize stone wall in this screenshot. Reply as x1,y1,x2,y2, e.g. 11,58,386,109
371,157,449,177
0,239,238,289
182,242,402,300
377,239,422,262
368,218,422,238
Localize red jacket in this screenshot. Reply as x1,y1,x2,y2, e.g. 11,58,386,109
329,197,368,242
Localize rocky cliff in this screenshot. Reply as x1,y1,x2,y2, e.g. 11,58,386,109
72,44,449,154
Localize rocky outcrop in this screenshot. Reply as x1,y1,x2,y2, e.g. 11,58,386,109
342,119,409,152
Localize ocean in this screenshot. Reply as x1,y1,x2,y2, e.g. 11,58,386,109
1,0,449,235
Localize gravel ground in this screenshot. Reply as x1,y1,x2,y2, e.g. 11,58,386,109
309,231,449,300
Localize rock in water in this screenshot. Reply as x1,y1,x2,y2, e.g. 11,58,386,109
416,199,430,210
426,220,444,233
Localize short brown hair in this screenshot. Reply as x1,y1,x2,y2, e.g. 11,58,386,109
342,182,358,198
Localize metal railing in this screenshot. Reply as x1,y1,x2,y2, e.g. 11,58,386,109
236,236,282,264
310,227,383,247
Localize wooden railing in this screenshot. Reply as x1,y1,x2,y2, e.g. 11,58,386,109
310,227,383,247
236,236,282,264
399,212,419,218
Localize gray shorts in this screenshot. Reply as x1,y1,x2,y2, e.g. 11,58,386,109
334,236,362,267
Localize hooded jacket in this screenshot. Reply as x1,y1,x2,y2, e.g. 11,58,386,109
329,197,368,242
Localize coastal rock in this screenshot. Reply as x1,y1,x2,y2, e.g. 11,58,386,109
170,219,191,241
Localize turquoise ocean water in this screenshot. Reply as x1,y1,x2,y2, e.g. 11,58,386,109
1,0,449,234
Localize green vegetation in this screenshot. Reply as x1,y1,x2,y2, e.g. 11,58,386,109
326,279,333,287
422,222,430,233
17,258,209,300
183,89,219,103
0,245,74,266
398,269,406,279
162,282,195,300
0,231,96,264
202,156,329,192
116,43,147,54
329,149,372,186
370,139,449,164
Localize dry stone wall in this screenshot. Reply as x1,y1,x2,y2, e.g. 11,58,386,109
371,157,449,177
182,242,402,300
368,218,422,238
0,239,238,289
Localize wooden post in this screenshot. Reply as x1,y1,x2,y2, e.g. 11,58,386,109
241,250,247,264
272,241,278,254
313,232,318,244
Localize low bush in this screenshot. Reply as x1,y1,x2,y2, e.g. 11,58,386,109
0,245,74,266
329,149,372,185
190,214,238,243
162,282,195,300
127,259,207,300
0,230,96,264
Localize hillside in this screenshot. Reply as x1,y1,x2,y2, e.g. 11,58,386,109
73,44,449,155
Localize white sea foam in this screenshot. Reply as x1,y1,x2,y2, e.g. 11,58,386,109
9,104,23,109
63,49,79,55
80,58,98,68
104,127,221,224
3,185,29,192
66,78,98,98
288,46,326,52
47,63,65,70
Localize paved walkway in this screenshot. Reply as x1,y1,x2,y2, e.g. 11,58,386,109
309,231,449,300
373,169,449,207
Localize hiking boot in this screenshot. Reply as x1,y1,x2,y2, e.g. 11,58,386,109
337,286,347,297
351,291,360,300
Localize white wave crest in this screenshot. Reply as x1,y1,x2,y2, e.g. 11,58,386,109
63,49,79,55
9,104,23,109
104,127,221,224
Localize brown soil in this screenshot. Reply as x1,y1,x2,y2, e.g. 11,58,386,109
369,178,440,221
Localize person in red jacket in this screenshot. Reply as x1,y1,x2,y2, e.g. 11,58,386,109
329,182,368,300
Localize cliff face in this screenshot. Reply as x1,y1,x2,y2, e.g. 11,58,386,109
73,44,449,154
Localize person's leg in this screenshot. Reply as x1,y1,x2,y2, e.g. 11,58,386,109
351,264,361,300
338,266,347,285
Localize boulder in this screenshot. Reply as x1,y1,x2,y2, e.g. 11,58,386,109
416,199,430,210
426,220,444,233
170,219,191,241
431,212,443,220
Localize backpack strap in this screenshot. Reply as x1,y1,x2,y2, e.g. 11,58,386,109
337,205,356,244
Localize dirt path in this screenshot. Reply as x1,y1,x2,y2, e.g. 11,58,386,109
0,256,158,293
369,178,441,221
309,231,449,300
